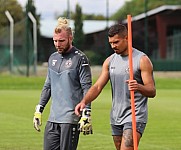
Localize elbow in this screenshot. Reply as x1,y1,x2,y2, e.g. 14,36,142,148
149,89,156,98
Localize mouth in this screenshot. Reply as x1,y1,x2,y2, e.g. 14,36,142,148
114,49,119,52
57,48,63,53
57,47,63,51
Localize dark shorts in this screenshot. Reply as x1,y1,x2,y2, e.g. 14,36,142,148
44,121,80,150
111,122,146,136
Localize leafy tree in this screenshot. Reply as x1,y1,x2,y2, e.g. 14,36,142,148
0,0,23,30
111,0,181,20
82,14,105,20
73,4,84,50
25,0,40,36
25,0,42,76
25,0,40,23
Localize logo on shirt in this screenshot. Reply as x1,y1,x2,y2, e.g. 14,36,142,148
65,58,72,68
125,67,130,73
110,67,115,73
52,59,57,66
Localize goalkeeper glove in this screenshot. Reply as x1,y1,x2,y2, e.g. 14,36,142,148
78,108,93,135
33,104,44,132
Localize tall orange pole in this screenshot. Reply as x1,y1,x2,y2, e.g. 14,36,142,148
127,15,138,150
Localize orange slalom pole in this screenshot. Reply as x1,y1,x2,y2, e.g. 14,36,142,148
127,15,138,150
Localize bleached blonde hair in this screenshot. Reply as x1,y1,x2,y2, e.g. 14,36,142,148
54,17,73,36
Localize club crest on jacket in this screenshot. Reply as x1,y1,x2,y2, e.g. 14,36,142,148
65,58,72,68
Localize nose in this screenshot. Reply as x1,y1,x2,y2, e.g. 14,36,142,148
56,41,61,46
111,43,116,49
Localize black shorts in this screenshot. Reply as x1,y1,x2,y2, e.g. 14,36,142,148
44,121,80,150
111,122,146,136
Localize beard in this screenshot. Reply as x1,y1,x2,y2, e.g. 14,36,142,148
57,40,71,54
114,46,128,55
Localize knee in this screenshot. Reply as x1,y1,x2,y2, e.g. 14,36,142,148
113,136,122,150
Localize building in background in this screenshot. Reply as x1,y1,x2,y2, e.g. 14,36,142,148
122,5,181,71
39,5,181,70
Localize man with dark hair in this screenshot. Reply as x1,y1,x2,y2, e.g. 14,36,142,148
75,24,156,150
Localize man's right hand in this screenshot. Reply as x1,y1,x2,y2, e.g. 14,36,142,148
33,104,44,132
78,108,93,135
33,112,42,132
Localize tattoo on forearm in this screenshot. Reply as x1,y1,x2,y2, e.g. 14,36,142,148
123,130,133,147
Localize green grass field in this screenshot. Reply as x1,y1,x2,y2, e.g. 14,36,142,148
0,75,181,150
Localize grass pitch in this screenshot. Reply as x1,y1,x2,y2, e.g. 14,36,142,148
0,75,181,150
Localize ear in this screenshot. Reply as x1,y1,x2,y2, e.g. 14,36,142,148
69,35,73,41
124,35,128,41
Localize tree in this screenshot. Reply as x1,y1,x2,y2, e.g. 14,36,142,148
82,13,105,20
0,0,23,30
73,4,84,50
25,0,40,25
111,0,181,20
25,0,41,38
25,0,41,76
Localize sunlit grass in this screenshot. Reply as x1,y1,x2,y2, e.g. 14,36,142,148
0,75,181,149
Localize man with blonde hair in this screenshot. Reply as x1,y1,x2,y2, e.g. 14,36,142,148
33,17,93,150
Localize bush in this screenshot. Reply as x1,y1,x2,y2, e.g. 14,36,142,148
84,50,105,65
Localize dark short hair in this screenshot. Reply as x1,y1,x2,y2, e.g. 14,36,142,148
108,24,128,38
